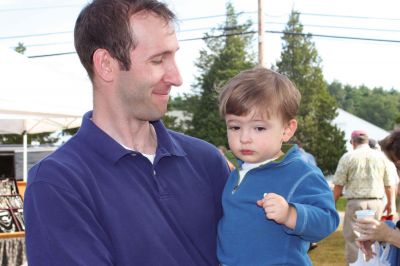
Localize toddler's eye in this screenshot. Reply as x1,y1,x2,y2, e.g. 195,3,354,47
255,127,266,131
228,126,240,131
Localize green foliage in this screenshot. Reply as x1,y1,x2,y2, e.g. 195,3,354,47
164,94,199,132
14,42,26,54
275,11,346,174
0,132,59,145
328,81,400,130
188,2,255,146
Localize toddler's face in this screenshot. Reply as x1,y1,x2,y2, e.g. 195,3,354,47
225,110,291,163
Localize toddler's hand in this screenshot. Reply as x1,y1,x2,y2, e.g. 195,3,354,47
256,193,290,225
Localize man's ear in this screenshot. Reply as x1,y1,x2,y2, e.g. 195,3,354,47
282,119,298,142
92,48,116,82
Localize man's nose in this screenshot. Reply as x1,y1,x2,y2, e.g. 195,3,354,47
164,60,182,87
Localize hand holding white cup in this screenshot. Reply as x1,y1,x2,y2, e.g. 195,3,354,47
354,209,375,238
355,209,375,220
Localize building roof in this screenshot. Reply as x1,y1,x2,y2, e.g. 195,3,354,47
332,108,389,151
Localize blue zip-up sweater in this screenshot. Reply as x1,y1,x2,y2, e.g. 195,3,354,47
217,145,339,265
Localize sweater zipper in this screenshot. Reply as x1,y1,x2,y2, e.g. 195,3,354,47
232,169,249,194
231,162,272,194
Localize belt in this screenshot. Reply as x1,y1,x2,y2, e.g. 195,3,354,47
347,197,382,200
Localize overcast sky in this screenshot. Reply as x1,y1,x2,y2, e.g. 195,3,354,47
1,0,399,97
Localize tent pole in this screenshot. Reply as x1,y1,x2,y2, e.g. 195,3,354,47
23,131,27,181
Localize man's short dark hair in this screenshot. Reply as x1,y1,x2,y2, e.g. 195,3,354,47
74,0,176,80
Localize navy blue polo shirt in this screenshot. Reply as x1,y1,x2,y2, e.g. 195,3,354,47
24,111,229,266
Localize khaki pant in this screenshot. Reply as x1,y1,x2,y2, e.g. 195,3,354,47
343,198,384,264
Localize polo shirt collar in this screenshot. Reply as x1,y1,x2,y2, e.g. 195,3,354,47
76,111,186,164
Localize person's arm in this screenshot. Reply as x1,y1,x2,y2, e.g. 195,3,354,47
259,171,339,242
384,185,393,215
355,219,400,248
256,193,297,229
25,181,113,266
333,185,343,203
387,228,400,247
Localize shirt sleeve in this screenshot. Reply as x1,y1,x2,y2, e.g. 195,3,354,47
283,170,340,242
332,154,349,186
24,180,114,266
384,158,398,186
209,149,230,220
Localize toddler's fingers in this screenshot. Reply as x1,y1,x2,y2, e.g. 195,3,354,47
256,199,264,207
256,193,269,207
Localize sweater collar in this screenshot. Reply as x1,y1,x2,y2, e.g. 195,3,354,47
236,144,298,169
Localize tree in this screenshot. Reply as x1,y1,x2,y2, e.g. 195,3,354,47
188,2,255,146
328,82,400,130
14,42,26,54
275,11,346,174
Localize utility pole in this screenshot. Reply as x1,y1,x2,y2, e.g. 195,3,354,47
258,0,265,67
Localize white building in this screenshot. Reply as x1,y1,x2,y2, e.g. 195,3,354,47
332,108,390,152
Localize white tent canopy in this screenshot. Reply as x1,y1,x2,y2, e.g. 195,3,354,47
0,112,82,135
0,46,92,180
332,108,390,152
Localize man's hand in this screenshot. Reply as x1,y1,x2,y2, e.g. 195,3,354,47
384,202,392,217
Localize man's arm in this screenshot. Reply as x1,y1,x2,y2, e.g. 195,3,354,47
384,185,393,215
25,182,113,266
333,185,344,203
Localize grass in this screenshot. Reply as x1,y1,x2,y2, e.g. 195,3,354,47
309,228,346,266
309,197,347,265
336,197,347,212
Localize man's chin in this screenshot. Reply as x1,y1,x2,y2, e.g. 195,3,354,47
146,108,167,122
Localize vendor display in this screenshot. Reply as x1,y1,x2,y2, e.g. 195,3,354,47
0,179,24,232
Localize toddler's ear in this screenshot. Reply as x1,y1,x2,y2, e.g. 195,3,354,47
282,119,297,142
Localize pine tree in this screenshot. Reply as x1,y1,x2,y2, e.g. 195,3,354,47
188,2,255,146
276,11,346,174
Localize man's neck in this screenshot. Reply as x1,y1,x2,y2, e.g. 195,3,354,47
92,109,157,154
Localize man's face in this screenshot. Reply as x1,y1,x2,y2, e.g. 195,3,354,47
115,12,182,121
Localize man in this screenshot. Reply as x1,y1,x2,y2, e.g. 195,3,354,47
24,1,230,265
332,130,393,264
294,140,317,166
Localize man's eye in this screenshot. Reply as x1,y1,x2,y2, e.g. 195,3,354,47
151,57,163,64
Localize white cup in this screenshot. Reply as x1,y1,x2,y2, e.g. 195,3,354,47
355,209,375,220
